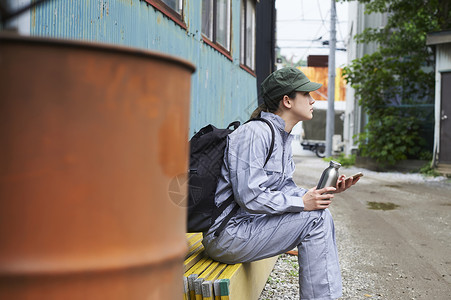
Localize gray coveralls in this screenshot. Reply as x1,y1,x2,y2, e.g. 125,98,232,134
202,112,342,300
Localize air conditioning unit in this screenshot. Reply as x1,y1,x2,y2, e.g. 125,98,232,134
333,134,343,153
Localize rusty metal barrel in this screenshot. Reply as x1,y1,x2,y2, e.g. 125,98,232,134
0,34,195,299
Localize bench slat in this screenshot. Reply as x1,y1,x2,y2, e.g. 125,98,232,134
186,233,204,258
194,261,219,299
201,263,228,300
184,247,205,272
184,257,212,299
184,233,277,300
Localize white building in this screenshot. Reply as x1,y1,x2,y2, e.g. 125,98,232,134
343,2,387,155
427,31,451,175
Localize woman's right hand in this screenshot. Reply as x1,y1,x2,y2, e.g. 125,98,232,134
302,187,336,211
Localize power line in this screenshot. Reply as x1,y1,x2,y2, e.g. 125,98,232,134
277,38,322,42
300,0,304,20
280,46,346,51
276,0,349,62
277,19,347,23
278,38,346,43
317,0,325,26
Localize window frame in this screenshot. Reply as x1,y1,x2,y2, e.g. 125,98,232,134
201,0,233,60
146,0,186,29
240,0,256,74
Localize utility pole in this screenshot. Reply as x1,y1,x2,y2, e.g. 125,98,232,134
325,0,336,157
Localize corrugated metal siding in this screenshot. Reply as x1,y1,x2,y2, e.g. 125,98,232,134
30,0,258,136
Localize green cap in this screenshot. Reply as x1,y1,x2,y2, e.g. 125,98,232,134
261,67,322,103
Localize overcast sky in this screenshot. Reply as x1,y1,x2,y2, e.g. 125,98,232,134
275,0,349,67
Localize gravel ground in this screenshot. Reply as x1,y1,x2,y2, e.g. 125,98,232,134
259,253,300,300
258,215,383,300
259,154,451,300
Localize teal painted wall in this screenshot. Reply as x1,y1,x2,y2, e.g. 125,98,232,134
30,0,258,136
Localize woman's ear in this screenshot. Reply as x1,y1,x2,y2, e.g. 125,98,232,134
281,95,292,109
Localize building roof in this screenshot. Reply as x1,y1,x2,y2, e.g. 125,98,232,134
426,30,451,46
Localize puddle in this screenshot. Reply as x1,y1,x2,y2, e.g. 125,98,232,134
367,201,400,211
384,184,401,188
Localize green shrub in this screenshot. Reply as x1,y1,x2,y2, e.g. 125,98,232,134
341,0,443,166
324,153,356,167
419,162,440,177
357,112,426,166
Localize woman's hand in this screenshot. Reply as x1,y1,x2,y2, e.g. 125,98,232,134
302,187,337,211
334,174,360,193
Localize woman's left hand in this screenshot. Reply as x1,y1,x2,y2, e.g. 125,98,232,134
334,174,360,193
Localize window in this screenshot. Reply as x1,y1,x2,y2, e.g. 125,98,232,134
240,0,256,71
202,0,231,54
159,0,182,14
147,0,184,28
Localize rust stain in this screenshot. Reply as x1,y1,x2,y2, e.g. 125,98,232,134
158,102,189,177
0,35,193,298
31,4,36,28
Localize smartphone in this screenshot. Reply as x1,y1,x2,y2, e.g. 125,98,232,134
350,172,364,179
338,172,363,185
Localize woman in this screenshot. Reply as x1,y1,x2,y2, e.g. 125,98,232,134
202,67,359,300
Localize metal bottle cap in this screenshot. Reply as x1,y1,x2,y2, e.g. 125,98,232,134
329,160,341,168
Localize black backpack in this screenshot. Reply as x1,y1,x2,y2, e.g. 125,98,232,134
187,118,275,235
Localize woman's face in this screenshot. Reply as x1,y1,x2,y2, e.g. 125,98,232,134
290,91,315,121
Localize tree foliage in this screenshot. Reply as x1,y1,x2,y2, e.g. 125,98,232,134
341,0,451,165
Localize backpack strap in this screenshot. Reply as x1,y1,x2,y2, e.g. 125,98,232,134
246,117,275,167
212,194,239,237
213,117,276,237
227,121,241,130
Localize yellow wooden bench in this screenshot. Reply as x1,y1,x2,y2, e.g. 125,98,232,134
184,233,278,300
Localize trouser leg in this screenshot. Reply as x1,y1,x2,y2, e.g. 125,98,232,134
298,209,342,300
203,209,342,299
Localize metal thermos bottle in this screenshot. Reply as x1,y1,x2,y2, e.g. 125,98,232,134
317,160,341,189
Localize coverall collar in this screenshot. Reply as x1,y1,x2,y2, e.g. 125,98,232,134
260,111,293,138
